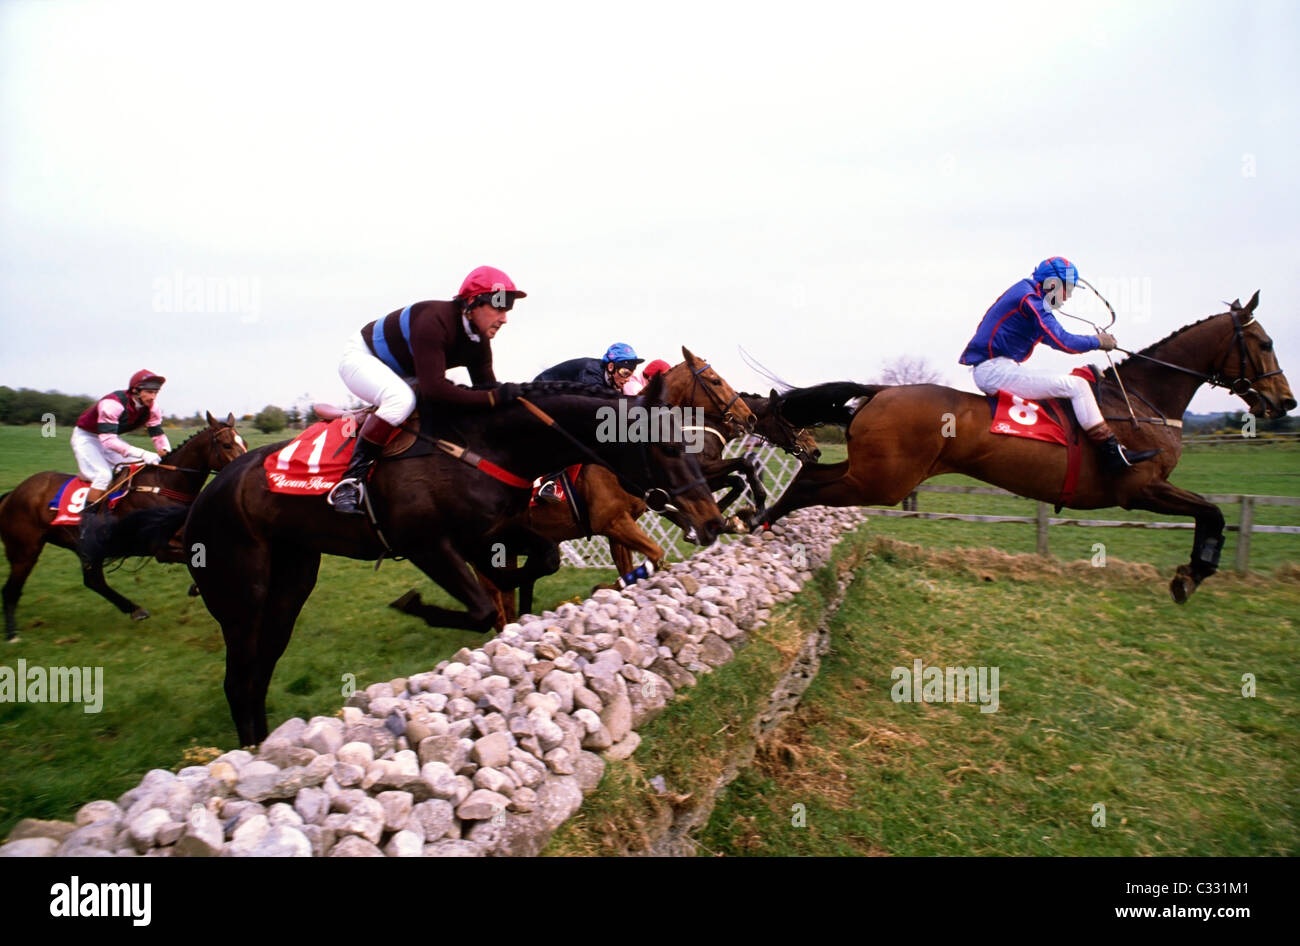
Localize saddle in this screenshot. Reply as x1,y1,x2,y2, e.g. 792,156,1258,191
311,403,420,458
48,466,143,525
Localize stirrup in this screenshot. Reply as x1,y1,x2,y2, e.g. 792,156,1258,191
1118,443,1160,467
327,478,365,514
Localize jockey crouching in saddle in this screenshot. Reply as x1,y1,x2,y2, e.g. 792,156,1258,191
70,370,170,512
530,343,646,502
959,257,1159,475
328,266,526,514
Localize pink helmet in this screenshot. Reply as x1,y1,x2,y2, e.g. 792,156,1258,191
455,266,526,305
129,369,166,391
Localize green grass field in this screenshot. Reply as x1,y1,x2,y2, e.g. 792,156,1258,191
697,534,1300,856
0,423,599,836
1,423,1297,849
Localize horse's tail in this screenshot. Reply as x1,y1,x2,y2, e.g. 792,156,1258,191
80,505,191,566
775,382,888,428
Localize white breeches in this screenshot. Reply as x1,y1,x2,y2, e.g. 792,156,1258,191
70,427,137,490
338,333,417,426
972,357,1104,430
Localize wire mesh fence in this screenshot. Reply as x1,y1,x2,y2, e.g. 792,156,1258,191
558,435,807,568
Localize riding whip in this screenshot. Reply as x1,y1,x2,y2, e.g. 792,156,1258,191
1059,277,1142,429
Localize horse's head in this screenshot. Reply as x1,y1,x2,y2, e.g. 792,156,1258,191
205,411,249,470
632,372,725,546
1219,292,1296,418
747,389,821,464
662,347,758,437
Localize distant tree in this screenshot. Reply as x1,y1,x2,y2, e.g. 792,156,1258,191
254,405,287,434
875,355,944,386
304,406,322,425
285,406,302,428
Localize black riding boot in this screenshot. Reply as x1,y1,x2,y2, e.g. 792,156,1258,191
1087,423,1160,476
328,437,383,515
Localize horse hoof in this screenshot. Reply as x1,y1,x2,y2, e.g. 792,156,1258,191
1169,568,1196,604
390,590,421,612
6,635,20,644
131,608,150,621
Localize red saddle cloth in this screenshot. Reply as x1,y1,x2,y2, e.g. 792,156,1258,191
264,419,356,495
986,367,1097,508
49,471,138,525
988,366,1098,444
989,393,1071,445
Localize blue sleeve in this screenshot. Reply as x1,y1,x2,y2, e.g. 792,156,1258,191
1026,297,1100,355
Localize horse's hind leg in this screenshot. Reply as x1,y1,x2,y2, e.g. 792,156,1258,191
80,558,148,621
2,542,44,641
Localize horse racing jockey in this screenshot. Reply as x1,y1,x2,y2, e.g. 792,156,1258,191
535,343,645,392
328,265,527,515
531,343,646,501
959,256,1159,475
71,369,171,506
621,357,671,396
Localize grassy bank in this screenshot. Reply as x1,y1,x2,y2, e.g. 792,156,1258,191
698,535,1299,856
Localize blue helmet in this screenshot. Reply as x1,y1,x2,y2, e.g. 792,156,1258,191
1033,256,1079,287
602,343,644,365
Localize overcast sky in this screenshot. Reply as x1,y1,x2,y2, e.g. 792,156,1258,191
2,0,1296,421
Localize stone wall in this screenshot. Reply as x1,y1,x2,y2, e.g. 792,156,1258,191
0,507,866,858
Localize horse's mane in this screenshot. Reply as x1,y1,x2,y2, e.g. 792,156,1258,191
1097,309,1231,382
162,422,220,458
457,380,644,403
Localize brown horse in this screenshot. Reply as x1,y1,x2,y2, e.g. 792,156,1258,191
751,293,1295,603
477,388,817,626
183,379,725,746
0,412,247,640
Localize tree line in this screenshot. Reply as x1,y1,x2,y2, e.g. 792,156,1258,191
0,386,321,434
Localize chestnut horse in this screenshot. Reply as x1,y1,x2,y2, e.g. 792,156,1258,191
752,293,1294,603
0,412,246,641
183,379,724,746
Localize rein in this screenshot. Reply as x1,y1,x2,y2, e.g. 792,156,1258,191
1113,313,1283,396
1059,287,1280,419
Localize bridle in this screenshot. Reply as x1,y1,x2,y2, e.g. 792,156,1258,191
688,359,747,436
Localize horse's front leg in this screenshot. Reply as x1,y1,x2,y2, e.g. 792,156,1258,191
601,516,664,590
389,537,502,632
1127,480,1226,603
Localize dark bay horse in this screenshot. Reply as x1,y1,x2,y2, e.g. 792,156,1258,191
751,293,1295,603
182,379,725,746
0,412,246,640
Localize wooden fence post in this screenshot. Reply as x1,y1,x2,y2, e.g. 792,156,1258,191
1235,495,1255,574
1036,502,1050,557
